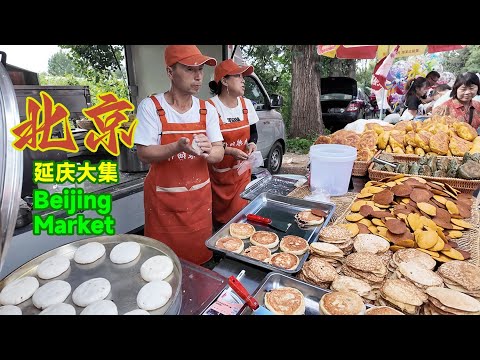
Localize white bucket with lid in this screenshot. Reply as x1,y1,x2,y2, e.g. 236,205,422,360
309,144,357,196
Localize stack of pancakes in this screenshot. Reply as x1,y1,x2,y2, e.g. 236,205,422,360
378,279,428,314
319,290,366,315
279,235,309,255
318,225,354,255
229,223,256,239
264,287,305,315
437,261,480,299
295,210,325,229
423,286,480,315
297,256,338,289
342,252,388,289
387,248,436,276
250,231,279,249
309,242,344,271
330,275,376,303
395,261,444,290
353,234,390,255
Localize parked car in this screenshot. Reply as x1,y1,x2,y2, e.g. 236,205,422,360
321,77,372,132
244,73,285,174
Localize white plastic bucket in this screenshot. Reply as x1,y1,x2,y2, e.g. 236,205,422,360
309,144,357,196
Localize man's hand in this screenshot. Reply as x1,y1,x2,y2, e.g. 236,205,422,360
177,137,202,156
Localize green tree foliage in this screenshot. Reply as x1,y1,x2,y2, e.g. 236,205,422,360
48,51,81,77
59,45,125,82
242,45,292,130
442,46,480,74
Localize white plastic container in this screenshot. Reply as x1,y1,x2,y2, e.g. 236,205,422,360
309,144,357,196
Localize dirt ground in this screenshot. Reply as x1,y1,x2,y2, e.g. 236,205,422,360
279,152,309,176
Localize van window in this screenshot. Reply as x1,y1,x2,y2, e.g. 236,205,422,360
244,76,267,111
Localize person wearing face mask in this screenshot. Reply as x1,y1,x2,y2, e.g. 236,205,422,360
399,76,429,120
433,72,480,130
207,59,259,227
134,45,225,265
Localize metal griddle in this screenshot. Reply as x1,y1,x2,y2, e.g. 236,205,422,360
240,175,302,201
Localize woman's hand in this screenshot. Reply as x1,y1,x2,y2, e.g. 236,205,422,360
227,147,248,161
246,142,257,155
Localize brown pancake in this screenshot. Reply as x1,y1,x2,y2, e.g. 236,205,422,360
295,210,325,225
242,246,271,262
229,223,256,239
264,287,305,315
365,305,404,315
250,231,279,249
269,252,299,270
279,235,309,255
215,237,244,254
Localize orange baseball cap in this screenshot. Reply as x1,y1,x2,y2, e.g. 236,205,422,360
214,59,254,83
165,45,217,67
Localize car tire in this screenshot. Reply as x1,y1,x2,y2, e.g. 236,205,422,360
265,141,283,174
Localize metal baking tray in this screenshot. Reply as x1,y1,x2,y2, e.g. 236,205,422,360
240,175,303,201
0,234,182,315
240,272,330,315
205,193,335,274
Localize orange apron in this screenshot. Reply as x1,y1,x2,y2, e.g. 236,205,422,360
144,96,212,265
208,97,250,224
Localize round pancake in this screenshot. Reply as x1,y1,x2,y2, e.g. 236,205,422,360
319,291,366,315
229,223,256,239
124,309,150,315
32,280,72,310
250,231,279,249
280,235,309,255
397,261,444,288
330,275,372,297
74,242,106,264
264,287,305,315
140,255,174,282
353,234,390,254
39,303,76,315
242,246,271,262
72,278,111,307
380,279,427,306
319,225,352,242
80,300,118,315
295,210,325,226
269,252,299,270
302,257,338,283
393,248,436,270
137,280,172,311
0,305,22,315
109,241,141,264
309,242,344,258
425,286,480,313
36,255,70,280
437,261,480,292
0,276,39,306
215,237,245,254
365,306,404,315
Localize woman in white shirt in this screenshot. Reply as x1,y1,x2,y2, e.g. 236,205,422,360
207,59,260,226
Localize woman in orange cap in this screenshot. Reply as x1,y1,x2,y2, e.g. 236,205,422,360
207,59,259,227
135,45,225,265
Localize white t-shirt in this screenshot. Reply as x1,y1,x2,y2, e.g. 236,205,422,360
134,93,223,146
209,96,259,126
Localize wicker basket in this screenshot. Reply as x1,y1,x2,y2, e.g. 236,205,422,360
352,151,380,177
368,161,480,194
377,150,463,163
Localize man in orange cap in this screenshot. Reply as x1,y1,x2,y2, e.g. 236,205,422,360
207,59,259,227
135,45,224,265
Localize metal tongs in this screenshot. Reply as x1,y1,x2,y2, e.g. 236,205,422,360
372,157,398,170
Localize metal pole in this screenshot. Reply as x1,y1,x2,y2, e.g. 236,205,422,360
378,45,390,121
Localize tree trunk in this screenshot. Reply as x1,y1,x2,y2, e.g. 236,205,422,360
290,45,324,138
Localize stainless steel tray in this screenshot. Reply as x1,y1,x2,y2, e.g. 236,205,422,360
240,175,301,201
240,272,330,315
0,234,182,315
205,193,335,274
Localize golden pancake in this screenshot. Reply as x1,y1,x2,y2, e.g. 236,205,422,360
215,237,244,254
242,246,271,262
229,223,256,239
269,252,299,270
279,235,309,255
319,291,366,315
264,287,305,315
365,306,404,315
295,210,325,226
250,231,279,249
